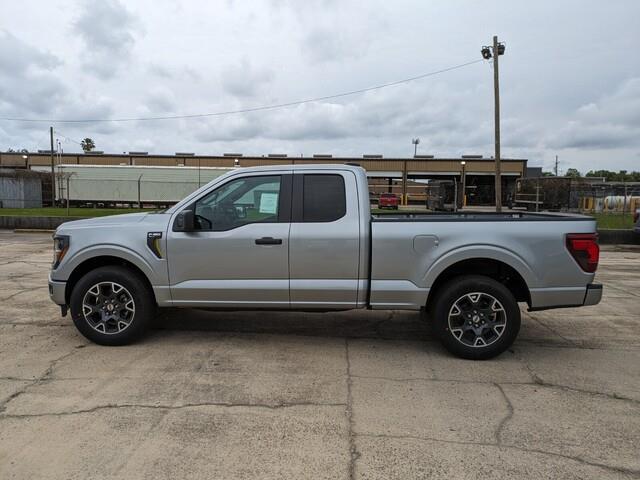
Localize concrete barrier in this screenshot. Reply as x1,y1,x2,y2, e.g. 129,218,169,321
597,229,639,245
0,216,88,230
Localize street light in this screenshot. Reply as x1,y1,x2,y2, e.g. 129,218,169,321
411,138,420,157
481,36,506,212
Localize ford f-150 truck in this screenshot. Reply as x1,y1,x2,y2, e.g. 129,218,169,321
48,164,602,359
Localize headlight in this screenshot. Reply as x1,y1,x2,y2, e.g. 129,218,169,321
52,235,70,269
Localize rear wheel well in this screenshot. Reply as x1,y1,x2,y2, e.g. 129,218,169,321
65,256,155,305
426,258,530,310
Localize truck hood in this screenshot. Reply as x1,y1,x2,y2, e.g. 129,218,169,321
57,212,150,231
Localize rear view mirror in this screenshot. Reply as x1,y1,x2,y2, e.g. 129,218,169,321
173,209,195,232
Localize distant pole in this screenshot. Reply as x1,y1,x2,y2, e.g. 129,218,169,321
66,174,71,216
137,174,143,209
554,155,559,176
49,126,55,206
198,157,201,187
461,161,467,208
492,35,502,213
402,159,408,205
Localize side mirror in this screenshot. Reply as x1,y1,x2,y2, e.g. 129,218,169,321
173,209,195,232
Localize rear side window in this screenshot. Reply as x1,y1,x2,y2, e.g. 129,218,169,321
303,174,346,222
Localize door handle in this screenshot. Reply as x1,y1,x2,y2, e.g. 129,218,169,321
255,237,283,245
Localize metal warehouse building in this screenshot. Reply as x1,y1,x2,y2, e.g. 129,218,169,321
0,152,527,206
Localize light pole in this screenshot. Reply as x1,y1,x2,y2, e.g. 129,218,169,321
460,161,466,209
481,36,506,212
412,138,420,157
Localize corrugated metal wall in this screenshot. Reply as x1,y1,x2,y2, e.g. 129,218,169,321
0,172,42,208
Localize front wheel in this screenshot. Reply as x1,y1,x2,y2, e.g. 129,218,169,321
431,275,520,360
70,266,155,346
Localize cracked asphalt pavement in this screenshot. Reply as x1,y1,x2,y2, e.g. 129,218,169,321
0,230,639,479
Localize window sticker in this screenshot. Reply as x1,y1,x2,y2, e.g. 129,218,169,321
259,192,279,214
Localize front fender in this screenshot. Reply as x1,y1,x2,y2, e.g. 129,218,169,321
53,243,161,285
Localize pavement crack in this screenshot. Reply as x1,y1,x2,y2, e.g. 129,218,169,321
355,432,640,477
0,344,88,414
344,339,359,480
494,383,514,445
348,374,640,404
526,313,574,345
0,401,348,419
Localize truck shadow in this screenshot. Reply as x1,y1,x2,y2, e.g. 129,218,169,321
153,308,433,342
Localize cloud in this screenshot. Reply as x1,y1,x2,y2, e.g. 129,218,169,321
220,58,274,98
72,0,139,77
302,27,369,63
144,86,178,113
547,78,640,149
0,31,66,115
190,80,490,149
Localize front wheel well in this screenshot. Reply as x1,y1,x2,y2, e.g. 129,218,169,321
64,256,155,305
426,258,530,310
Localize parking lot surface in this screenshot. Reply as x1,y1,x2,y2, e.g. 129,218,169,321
0,230,639,479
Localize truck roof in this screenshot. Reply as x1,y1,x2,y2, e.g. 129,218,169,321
230,163,365,173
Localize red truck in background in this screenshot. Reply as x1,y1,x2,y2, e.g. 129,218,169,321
377,193,399,210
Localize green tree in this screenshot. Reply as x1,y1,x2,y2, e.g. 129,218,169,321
565,168,581,178
81,138,96,152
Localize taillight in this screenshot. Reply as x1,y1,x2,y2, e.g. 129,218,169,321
566,233,599,273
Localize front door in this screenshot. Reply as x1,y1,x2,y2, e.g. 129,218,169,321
167,173,292,308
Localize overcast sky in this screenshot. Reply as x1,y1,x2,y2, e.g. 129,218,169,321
1,0,639,172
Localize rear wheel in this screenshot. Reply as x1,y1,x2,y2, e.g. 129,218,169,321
70,266,155,345
431,275,520,360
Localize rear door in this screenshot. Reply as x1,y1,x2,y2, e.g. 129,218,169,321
288,171,361,309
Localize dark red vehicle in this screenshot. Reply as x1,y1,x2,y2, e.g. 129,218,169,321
377,193,399,210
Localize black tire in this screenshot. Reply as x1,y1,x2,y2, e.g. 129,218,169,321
431,275,520,360
70,266,155,346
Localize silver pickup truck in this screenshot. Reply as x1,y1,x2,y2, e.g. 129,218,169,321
48,164,602,359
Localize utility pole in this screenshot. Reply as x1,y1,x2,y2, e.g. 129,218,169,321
49,126,56,207
481,36,506,212
492,35,502,212
554,155,559,176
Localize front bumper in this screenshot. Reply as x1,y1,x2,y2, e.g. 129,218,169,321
48,275,67,306
583,283,603,306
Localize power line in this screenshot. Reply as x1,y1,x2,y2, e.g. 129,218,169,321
54,129,83,146
0,59,483,124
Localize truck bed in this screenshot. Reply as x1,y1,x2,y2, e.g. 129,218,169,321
368,211,597,311
371,211,595,222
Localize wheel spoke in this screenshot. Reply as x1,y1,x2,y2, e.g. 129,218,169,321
451,328,464,339
447,291,507,349
82,281,135,335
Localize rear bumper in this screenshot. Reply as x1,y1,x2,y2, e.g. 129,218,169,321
583,283,603,306
529,283,602,311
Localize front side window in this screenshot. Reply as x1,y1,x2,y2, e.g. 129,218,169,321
194,175,281,231
303,174,346,222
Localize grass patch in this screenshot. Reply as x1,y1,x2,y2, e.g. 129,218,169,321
590,213,635,229
0,207,145,218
